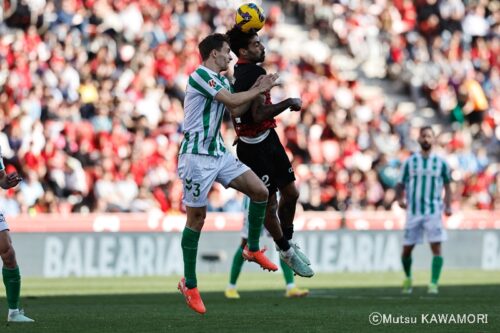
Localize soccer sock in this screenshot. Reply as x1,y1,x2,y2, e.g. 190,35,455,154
401,256,412,278
229,246,245,285
280,258,294,285
283,225,294,241
431,256,443,284
181,227,201,289
247,200,267,251
275,237,291,251
2,266,21,309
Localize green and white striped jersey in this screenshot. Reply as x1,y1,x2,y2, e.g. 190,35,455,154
399,153,451,216
179,65,233,157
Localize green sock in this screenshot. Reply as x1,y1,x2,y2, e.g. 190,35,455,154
181,227,201,289
402,256,412,278
247,201,266,251
279,259,294,285
229,247,245,285
3,266,21,309
431,256,443,284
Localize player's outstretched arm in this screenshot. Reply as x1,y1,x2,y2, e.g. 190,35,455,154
216,74,279,114
251,97,302,123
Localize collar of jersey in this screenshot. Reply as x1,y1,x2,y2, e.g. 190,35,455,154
199,65,226,82
199,65,219,77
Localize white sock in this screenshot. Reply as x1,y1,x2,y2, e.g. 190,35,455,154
8,309,19,316
228,284,237,289
286,283,296,291
283,248,294,257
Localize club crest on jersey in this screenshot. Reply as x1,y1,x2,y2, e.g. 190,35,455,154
208,79,216,88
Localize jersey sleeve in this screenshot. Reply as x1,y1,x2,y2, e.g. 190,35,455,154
398,159,410,185
189,68,225,98
441,160,452,184
233,65,267,92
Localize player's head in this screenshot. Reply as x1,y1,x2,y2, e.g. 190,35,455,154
226,26,265,63
418,126,434,152
198,33,232,71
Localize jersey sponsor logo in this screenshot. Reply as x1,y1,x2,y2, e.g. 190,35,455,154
208,79,216,88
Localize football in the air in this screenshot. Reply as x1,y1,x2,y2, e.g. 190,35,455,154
235,3,266,33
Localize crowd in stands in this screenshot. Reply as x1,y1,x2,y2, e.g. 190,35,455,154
0,0,498,216
283,0,499,211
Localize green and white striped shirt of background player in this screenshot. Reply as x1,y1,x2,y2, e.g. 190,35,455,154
179,65,234,157
399,152,452,217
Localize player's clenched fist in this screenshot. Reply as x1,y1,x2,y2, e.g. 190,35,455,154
288,98,302,111
0,171,22,189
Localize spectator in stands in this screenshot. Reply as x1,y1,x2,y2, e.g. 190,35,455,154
0,0,497,216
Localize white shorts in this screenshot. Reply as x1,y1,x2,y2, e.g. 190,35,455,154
0,213,8,232
178,153,250,207
403,214,447,245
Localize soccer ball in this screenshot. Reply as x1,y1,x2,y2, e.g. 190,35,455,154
235,3,266,33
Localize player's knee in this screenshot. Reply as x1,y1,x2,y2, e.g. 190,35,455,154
0,245,17,268
401,247,413,257
430,243,441,256
250,183,268,202
187,210,206,231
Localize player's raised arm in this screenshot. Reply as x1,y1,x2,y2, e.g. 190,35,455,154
250,96,302,123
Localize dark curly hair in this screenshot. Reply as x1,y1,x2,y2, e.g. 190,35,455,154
225,26,258,57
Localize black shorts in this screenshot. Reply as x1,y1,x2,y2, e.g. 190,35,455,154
236,129,295,194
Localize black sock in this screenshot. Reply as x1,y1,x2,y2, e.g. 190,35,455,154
283,226,294,241
275,237,290,251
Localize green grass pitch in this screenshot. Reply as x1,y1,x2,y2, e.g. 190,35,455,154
1,270,499,333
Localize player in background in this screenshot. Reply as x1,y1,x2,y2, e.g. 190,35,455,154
225,196,309,299
225,27,314,283
396,126,453,294
177,33,280,314
0,148,34,322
